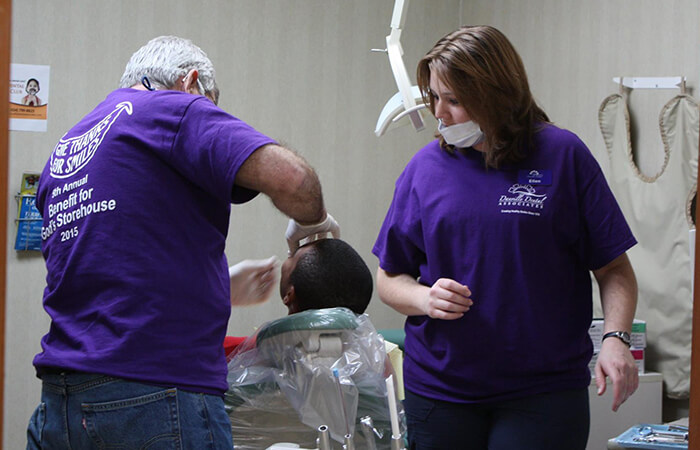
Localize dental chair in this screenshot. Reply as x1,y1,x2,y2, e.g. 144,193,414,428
225,307,406,450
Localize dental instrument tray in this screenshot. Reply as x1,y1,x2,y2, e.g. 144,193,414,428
608,423,688,449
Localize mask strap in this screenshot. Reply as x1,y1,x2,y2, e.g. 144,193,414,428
141,76,155,91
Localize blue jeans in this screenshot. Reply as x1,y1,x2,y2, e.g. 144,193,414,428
26,371,234,450
404,388,590,450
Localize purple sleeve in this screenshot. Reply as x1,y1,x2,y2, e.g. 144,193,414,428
575,145,636,270
170,98,276,204
372,167,426,278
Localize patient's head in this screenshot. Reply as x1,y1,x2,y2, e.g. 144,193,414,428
279,239,372,315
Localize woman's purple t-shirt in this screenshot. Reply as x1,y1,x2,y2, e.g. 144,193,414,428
34,89,275,395
373,124,636,403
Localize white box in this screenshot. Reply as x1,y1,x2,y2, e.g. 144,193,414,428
587,372,662,450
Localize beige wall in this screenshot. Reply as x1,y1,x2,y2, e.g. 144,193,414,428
462,0,700,175
6,0,699,447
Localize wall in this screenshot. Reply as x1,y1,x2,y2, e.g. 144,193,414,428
461,0,700,421
5,0,459,447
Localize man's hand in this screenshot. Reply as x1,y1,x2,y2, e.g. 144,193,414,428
229,256,279,306
594,337,639,411
424,278,473,320
285,213,340,255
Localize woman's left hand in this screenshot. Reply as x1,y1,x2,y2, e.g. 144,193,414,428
594,338,639,411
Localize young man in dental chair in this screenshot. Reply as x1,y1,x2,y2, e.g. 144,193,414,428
280,237,373,315
223,237,373,357
224,237,404,450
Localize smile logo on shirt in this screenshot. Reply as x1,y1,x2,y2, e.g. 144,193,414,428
498,183,548,216
49,101,133,179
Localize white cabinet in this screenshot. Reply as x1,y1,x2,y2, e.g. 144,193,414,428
587,372,663,450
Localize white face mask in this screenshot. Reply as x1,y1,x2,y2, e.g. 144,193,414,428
438,119,484,148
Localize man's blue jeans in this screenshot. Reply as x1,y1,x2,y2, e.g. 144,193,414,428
26,371,234,449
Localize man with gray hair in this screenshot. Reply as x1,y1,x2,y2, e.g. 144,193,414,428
26,35,338,449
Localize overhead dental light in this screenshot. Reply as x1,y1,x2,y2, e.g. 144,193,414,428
373,0,427,137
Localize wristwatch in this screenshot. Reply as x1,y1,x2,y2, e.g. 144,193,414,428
602,331,631,347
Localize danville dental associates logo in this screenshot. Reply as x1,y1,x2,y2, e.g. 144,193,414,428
49,102,133,179
499,183,548,211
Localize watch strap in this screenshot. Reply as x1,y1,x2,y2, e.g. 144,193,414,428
602,330,631,347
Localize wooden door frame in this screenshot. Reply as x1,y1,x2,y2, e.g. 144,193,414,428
0,0,10,446
690,108,700,448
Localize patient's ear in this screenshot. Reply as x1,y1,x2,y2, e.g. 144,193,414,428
282,286,299,314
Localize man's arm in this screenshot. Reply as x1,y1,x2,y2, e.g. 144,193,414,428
592,252,639,411
235,144,325,224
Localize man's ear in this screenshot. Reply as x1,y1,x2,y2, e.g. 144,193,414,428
282,285,299,315
182,69,199,94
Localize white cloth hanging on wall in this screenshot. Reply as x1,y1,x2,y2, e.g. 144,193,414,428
598,86,699,399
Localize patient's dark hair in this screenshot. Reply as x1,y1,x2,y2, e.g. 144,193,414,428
290,239,373,314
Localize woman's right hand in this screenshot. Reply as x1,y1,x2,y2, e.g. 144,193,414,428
376,269,473,319
425,278,473,320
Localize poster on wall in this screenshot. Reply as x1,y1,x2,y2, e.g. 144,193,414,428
9,63,51,132
14,172,42,251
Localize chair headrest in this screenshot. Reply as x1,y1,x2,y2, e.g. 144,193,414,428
256,307,359,346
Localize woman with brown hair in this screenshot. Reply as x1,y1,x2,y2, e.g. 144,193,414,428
373,26,638,449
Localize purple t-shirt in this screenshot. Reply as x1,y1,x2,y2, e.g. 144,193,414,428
34,89,276,395
373,124,636,403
